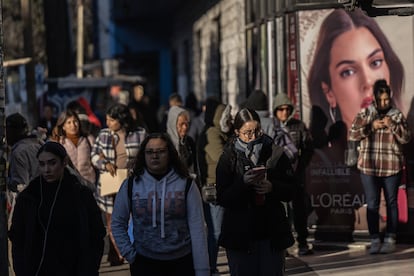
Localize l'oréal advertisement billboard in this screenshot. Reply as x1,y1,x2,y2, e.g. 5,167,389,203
297,8,414,240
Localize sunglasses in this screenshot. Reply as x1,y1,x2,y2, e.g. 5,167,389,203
276,107,291,112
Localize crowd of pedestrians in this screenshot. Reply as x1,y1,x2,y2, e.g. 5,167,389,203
5,78,410,275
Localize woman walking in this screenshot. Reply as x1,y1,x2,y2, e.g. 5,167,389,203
111,133,209,276
216,108,295,276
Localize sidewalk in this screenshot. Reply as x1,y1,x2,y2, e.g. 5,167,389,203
98,229,414,275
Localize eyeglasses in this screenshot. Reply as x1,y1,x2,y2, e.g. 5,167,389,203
144,148,168,156
239,129,263,138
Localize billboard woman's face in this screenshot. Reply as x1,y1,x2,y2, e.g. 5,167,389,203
322,27,390,129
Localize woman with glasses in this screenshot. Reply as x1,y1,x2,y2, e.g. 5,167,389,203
91,103,147,266
216,108,295,276
111,133,209,276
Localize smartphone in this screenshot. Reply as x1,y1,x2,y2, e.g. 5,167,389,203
252,166,266,175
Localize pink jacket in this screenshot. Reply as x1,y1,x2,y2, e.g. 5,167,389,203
60,136,96,185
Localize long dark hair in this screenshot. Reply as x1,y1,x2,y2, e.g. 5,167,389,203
225,108,262,145
373,79,393,112
132,133,189,178
374,79,391,99
308,8,404,117
106,103,134,133
233,108,261,131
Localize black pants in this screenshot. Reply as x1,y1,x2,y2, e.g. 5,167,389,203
291,185,310,245
130,253,195,276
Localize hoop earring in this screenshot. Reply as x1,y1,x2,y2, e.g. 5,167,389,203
329,107,337,124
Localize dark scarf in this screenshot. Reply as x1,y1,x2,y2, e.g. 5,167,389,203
273,119,298,162
235,136,263,166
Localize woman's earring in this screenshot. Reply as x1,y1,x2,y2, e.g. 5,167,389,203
329,107,337,124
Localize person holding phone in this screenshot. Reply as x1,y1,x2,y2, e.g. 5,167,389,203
349,79,410,254
216,108,295,276
308,8,404,132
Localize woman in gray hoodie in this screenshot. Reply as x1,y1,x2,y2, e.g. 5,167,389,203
111,133,209,276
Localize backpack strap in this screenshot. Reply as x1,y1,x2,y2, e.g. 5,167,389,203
128,176,134,213
127,176,192,214
185,177,192,200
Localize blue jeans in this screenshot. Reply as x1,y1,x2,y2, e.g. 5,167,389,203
204,202,224,273
360,172,401,238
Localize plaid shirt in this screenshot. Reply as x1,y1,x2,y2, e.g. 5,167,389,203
349,105,411,177
91,127,146,213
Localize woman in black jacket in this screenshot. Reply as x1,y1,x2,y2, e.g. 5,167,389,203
216,108,295,276
9,141,106,276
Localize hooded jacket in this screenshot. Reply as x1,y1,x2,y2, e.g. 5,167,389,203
272,93,314,175
216,134,295,250
111,169,210,276
167,106,196,172
205,104,229,185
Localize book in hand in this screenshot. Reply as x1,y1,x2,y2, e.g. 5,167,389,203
100,169,128,196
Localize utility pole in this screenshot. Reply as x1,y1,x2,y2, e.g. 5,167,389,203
76,0,84,78
0,0,9,274
21,0,38,127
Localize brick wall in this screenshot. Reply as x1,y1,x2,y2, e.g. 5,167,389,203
172,0,246,111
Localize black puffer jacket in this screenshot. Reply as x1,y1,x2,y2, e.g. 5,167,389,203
216,134,295,251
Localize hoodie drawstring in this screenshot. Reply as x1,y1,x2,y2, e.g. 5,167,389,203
152,183,157,228
150,176,171,239
160,179,167,238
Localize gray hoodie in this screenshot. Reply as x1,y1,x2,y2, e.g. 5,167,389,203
273,93,295,123
111,169,210,275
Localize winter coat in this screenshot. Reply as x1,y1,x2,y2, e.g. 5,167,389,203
8,136,43,192
349,104,411,176
167,106,197,173
91,127,146,213
216,134,295,251
9,170,106,276
272,93,314,179
205,104,228,185
59,136,96,186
